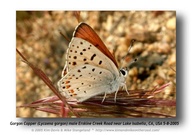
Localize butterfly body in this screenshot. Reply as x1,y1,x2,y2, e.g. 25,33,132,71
57,22,128,102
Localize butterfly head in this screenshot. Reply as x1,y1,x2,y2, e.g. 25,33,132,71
119,68,128,77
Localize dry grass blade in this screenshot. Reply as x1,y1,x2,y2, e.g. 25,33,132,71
16,49,79,117
73,11,81,23
19,82,175,118
59,30,70,43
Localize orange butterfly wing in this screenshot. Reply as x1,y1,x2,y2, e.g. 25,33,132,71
73,22,118,68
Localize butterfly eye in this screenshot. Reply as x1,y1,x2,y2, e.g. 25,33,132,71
120,69,127,77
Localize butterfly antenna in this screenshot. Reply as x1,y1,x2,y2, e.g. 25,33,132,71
125,58,138,71
120,39,137,71
122,39,136,59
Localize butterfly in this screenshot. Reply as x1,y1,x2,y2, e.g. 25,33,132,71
57,22,129,103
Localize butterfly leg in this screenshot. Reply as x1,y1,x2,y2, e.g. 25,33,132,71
101,92,107,103
121,83,129,95
114,89,119,102
124,84,129,95
114,84,129,102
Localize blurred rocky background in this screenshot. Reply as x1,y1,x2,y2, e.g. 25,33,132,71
16,11,176,117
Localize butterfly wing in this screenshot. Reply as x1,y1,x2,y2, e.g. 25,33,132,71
63,37,119,77
59,22,122,102
58,64,117,102
73,22,118,68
